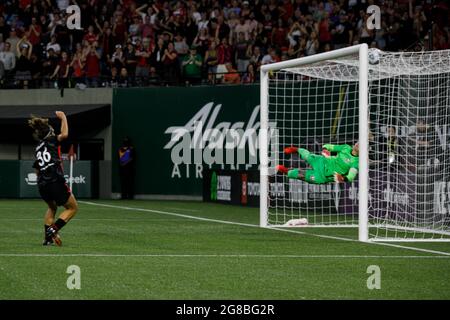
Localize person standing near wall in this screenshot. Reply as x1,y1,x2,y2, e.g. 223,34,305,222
118,137,135,200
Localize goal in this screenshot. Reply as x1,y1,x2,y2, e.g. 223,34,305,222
259,44,450,242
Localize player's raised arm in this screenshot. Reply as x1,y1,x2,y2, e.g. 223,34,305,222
55,111,68,141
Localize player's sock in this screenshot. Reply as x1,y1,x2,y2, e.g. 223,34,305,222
54,218,67,231
287,169,300,179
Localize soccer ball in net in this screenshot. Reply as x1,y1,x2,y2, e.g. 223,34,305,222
368,49,381,65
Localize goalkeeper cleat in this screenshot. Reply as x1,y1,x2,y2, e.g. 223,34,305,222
284,146,298,154
276,165,289,174
46,226,62,246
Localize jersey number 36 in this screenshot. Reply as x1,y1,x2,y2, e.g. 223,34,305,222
37,148,51,166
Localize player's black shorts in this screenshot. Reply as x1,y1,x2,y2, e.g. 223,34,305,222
38,180,71,206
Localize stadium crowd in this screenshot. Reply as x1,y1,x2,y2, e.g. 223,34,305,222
0,0,448,89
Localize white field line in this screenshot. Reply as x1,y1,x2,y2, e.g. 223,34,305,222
0,253,449,259
164,207,200,212
79,201,450,257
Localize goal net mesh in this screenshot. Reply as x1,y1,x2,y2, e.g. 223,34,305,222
267,49,450,241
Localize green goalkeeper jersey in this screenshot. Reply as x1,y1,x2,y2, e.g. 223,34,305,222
322,144,359,182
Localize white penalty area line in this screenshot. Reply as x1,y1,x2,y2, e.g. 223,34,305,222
79,201,450,257
0,253,449,259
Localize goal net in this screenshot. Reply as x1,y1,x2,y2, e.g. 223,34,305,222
259,44,450,242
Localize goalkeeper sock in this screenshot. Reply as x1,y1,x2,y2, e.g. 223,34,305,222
287,169,300,179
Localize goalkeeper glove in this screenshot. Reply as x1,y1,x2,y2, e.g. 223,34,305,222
275,165,289,174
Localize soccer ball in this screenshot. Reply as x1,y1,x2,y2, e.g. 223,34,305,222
368,49,381,65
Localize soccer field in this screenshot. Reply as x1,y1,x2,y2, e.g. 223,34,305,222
0,199,449,300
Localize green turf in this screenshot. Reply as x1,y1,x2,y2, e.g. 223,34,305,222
0,199,449,299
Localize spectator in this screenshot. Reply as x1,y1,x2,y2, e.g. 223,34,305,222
107,67,119,88
249,45,263,71
110,44,125,70
332,14,353,49
174,33,189,57
0,0,446,88
305,31,320,56
182,45,202,85
135,38,151,84
223,62,240,84
85,44,101,87
118,67,130,87
70,47,85,86
41,48,59,88
271,19,288,49
50,51,70,93
0,42,16,80
46,35,61,56
6,28,20,57
261,47,279,65
129,15,142,43
192,28,210,56
242,63,256,84
217,37,232,65
124,42,137,76
26,17,42,49
204,39,219,84
235,32,251,73
162,42,179,85
0,16,10,43
234,16,251,41
83,25,99,46
14,37,33,88
0,59,4,83
151,37,166,78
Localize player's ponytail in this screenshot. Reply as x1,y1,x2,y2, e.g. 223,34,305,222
28,115,53,140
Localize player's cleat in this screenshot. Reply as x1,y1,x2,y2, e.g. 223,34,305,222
276,165,288,174
42,239,54,246
284,146,298,154
46,226,62,246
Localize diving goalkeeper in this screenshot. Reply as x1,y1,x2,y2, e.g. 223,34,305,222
276,143,359,184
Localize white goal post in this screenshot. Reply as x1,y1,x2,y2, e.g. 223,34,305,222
259,44,450,242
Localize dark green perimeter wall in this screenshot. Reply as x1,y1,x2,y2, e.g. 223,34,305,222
112,85,260,197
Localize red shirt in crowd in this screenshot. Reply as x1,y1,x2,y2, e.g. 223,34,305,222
217,44,232,64
85,51,100,78
83,32,98,44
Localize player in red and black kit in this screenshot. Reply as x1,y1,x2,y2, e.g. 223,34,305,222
28,111,78,246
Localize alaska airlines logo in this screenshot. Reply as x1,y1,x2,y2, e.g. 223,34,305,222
164,102,278,179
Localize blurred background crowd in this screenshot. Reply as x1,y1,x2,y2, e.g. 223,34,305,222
0,0,448,89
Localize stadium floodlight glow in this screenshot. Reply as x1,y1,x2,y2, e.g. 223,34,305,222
260,44,450,242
